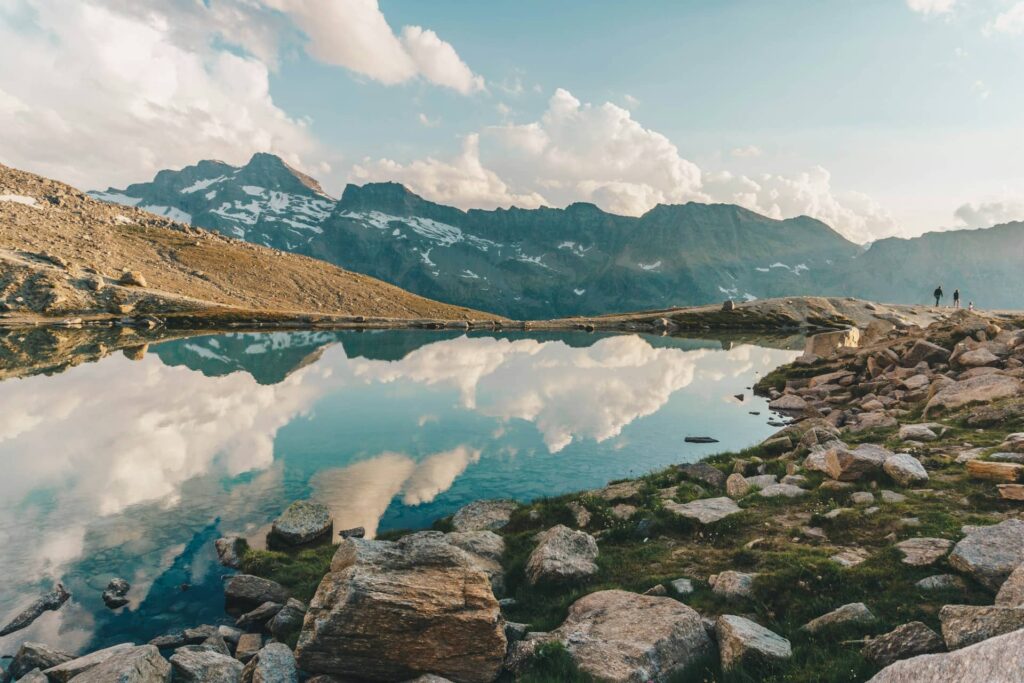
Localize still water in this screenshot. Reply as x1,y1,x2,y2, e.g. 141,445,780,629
0,329,799,654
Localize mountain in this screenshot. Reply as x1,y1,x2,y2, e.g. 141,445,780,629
91,153,1024,316
0,162,490,321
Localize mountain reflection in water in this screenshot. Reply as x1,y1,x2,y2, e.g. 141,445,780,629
0,328,799,653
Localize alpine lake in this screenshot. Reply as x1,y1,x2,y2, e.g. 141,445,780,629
0,327,803,654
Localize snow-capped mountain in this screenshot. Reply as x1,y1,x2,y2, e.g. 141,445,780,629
92,153,1024,317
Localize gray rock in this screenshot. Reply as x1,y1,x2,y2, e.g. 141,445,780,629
716,615,791,671
831,547,870,567
670,578,694,595
824,443,890,481
868,627,1024,682
781,474,808,486
403,677,454,683
896,538,952,567
102,578,131,609
235,601,283,630
940,604,1024,649
916,574,966,591
948,520,1024,590
64,645,169,683
851,491,875,505
43,643,137,682
862,621,944,668
664,496,742,524
224,575,289,611
241,643,297,683
7,642,73,681
899,425,938,442
712,571,758,599
217,625,243,644
881,490,908,503
0,583,71,637
592,480,643,501
925,374,1024,417
884,454,930,487
677,462,727,489
525,525,599,585
215,537,244,569
268,598,307,639
443,530,506,595
725,473,750,498
170,648,244,682
995,563,1024,606
269,500,333,547
549,590,713,682
801,602,876,633
758,483,808,498
13,669,48,683
450,499,518,532
234,633,262,664
902,339,950,367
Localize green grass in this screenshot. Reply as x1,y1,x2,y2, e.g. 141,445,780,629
239,543,335,603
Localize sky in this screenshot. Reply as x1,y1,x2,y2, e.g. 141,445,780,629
1,0,1022,243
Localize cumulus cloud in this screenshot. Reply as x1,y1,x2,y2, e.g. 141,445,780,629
350,133,548,210
954,200,1024,228
988,1,1024,34
268,0,484,94
0,0,318,190
906,0,958,14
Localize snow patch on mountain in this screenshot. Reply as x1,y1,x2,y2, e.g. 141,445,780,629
181,176,227,194
0,194,39,207
638,260,662,271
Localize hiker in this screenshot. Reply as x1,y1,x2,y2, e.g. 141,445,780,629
933,285,943,307
969,301,975,311
953,288,961,308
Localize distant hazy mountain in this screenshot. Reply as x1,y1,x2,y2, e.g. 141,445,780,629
91,153,1024,316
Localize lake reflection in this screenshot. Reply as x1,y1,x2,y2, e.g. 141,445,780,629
0,330,799,653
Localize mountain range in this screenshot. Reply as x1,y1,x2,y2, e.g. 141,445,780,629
91,153,1024,317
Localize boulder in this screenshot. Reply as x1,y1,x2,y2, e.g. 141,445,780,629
235,633,262,663
768,394,807,411
7,642,73,681
215,536,244,569
102,578,130,609
884,454,930,487
66,645,169,683
896,538,952,566
664,497,741,524
170,648,243,682
241,643,297,683
269,500,333,547
0,583,70,637
670,578,694,595
716,615,791,671
948,520,1024,590
43,643,137,682
712,571,758,599
849,411,898,433
851,491,875,505
548,590,712,682
995,563,1024,606
957,348,1000,368
801,602,876,633
824,443,889,481
235,601,283,629
268,598,307,640
899,425,938,442
445,530,507,594
924,374,1024,417
14,670,47,683
868,627,1024,682
224,575,289,612
902,340,950,367
758,483,807,498
450,499,517,532
119,270,147,287
725,473,750,498
677,463,727,489
939,604,1024,649
915,574,966,591
862,621,944,668
294,533,506,683
526,525,599,585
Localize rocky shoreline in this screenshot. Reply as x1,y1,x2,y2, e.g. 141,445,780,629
4,308,1024,682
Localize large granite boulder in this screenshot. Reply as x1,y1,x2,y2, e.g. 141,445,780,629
525,525,599,585
548,590,712,682
895,538,952,567
43,644,137,682
824,443,890,481
884,454,930,487
445,530,507,594
868,627,1024,682
711,571,758,599
948,520,1024,590
241,643,297,683
268,598,307,640
995,563,1024,606
902,340,950,367
862,621,944,668
677,463,727,489
939,604,1024,650
295,533,506,682
215,536,244,569
664,497,742,524
450,499,517,532
170,648,243,682
64,645,169,683
224,575,289,612
715,615,791,671
269,500,333,547
7,642,73,680
801,603,876,633
924,374,1024,417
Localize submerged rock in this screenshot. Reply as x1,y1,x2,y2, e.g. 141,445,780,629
549,590,712,682
102,577,130,609
525,525,599,585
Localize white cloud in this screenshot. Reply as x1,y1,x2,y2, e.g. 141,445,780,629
418,112,440,127
906,0,958,15
623,93,639,108
350,133,548,210
268,0,484,94
989,1,1024,34
0,0,318,190
954,199,1024,228
731,145,763,158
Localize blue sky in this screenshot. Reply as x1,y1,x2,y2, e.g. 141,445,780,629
1,0,1022,241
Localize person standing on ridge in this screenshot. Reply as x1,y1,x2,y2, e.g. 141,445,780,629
953,288,961,309
934,285,943,307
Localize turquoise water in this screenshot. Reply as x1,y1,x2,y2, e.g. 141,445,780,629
0,329,799,655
